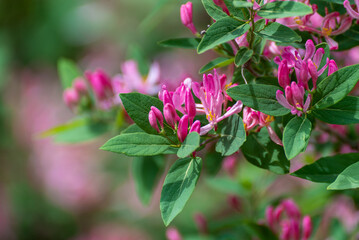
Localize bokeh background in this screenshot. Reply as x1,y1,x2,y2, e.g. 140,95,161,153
1,0,359,240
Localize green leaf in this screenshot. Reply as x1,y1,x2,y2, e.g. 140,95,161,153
160,157,202,226
202,0,229,21
100,133,171,156
313,64,359,109
177,132,200,158
258,1,313,19
283,117,312,160
198,17,250,54
241,127,290,174
233,0,253,8
132,155,164,205
205,151,225,175
199,57,234,74
158,38,201,49
227,84,290,116
120,93,164,134
291,153,359,183
57,58,82,89
235,47,254,67
121,124,145,134
328,161,359,190
216,115,246,156
223,0,249,19
254,22,301,43
312,96,359,125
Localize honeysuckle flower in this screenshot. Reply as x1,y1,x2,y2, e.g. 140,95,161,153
243,107,259,131
278,60,291,88
85,69,113,101
185,88,196,124
178,114,189,142
276,82,312,117
344,0,359,19
63,88,80,109
73,77,88,94
328,59,338,75
163,103,179,129
148,107,163,133
302,216,312,240
189,120,201,134
180,2,197,34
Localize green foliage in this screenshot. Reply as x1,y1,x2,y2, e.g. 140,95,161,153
283,117,312,160
234,47,253,67
327,161,359,190
216,115,246,156
227,84,290,116
158,38,200,49
292,153,359,183
100,133,171,156
199,57,234,74
258,1,313,19
57,58,82,89
233,0,253,8
254,22,301,43
241,128,290,174
202,0,229,21
177,132,200,158
197,17,250,54
313,64,359,109
132,155,164,205
160,157,202,226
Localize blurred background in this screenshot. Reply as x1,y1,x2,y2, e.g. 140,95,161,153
1,0,359,240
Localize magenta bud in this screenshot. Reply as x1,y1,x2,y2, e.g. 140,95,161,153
149,110,161,133
163,90,173,106
151,106,164,128
194,213,207,234
328,59,338,75
189,120,201,134
177,114,189,142
180,2,197,34
265,206,275,229
278,60,291,88
302,216,312,240
222,155,237,176
73,77,87,94
282,199,301,220
166,227,182,240
85,70,113,101
63,88,80,109
185,89,196,124
227,195,241,211
303,39,315,61
164,103,179,129
307,59,318,89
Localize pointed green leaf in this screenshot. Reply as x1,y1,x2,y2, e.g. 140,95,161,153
199,57,234,74
291,153,359,183
234,47,254,66
177,132,200,158
283,117,312,160
328,161,359,190
233,0,253,8
254,22,301,43
202,0,229,20
198,17,250,54
227,84,290,116
216,115,246,156
58,58,82,89
158,38,201,49
100,133,171,156
160,157,202,226
258,1,313,19
313,64,359,109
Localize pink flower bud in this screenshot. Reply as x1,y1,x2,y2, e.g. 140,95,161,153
328,59,338,75
164,103,179,129
166,227,182,240
281,199,301,220
177,114,189,142
185,89,196,124
73,77,87,94
278,60,291,88
163,90,173,106
213,0,230,15
180,2,197,34
227,195,241,211
307,59,318,89
189,120,201,134
194,213,207,234
302,216,312,240
222,155,237,176
303,40,316,61
63,88,80,109
266,206,275,230
151,106,164,128
85,70,113,101
149,110,161,133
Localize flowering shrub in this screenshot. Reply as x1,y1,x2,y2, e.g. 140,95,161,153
47,0,359,238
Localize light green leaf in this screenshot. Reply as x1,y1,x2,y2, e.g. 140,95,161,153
313,64,359,109
160,157,202,226
198,17,250,54
227,84,290,116
254,22,301,43
258,1,313,19
100,133,171,156
216,115,246,156
234,47,254,67
233,0,253,8
58,58,82,89
328,161,359,190
199,57,234,74
158,38,200,49
177,132,200,158
283,117,312,160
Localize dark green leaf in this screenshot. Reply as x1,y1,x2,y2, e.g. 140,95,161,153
255,22,301,43
121,124,145,134
132,155,164,205
199,57,234,74
223,0,249,19
283,117,312,159
58,58,82,89
100,133,171,156
227,84,290,116
241,128,290,174
235,47,254,67
291,153,359,183
177,132,200,158
158,38,201,49
328,161,359,190
312,96,359,125
160,157,202,226
258,1,313,19
313,64,359,109
205,151,225,175
202,0,229,20
198,17,250,54
216,115,246,156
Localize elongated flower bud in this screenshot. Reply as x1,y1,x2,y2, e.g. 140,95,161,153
63,88,80,109
149,110,161,133
151,106,164,128
73,77,87,94
328,59,338,75
189,120,201,134
164,103,179,129
180,2,197,34
185,89,196,124
278,60,291,88
302,216,312,240
177,114,189,142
